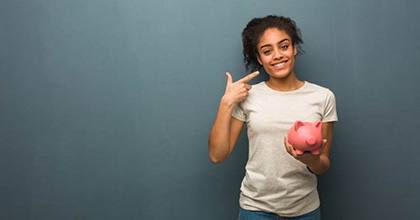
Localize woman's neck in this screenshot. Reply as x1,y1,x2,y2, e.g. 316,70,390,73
266,73,304,92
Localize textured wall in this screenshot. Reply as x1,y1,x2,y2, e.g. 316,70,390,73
1,0,419,219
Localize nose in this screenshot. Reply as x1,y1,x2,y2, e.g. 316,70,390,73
273,48,282,60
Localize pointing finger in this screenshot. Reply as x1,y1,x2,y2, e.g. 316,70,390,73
237,71,260,83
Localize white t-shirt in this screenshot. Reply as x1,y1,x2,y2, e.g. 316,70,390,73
232,81,338,217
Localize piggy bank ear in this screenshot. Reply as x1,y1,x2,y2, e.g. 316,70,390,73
294,121,304,130
315,121,322,127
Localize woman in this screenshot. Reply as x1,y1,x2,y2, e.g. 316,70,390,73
208,15,338,219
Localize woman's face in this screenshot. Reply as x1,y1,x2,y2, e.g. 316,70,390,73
256,28,297,79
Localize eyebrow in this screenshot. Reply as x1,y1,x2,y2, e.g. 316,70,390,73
259,39,290,50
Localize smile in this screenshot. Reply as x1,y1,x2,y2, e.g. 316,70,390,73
272,60,288,69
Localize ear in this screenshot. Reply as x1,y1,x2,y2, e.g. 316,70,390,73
257,53,262,65
293,46,298,56
294,121,304,130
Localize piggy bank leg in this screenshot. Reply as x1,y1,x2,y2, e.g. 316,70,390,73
295,149,304,155
311,148,321,155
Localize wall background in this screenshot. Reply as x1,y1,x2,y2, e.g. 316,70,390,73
1,0,419,219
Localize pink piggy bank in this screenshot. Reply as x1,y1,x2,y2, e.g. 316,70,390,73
287,121,323,155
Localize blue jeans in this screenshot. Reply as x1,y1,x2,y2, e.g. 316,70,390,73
238,207,321,220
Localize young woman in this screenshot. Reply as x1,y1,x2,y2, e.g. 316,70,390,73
208,15,338,219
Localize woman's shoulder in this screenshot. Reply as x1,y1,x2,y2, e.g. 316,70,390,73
249,81,267,92
305,81,335,95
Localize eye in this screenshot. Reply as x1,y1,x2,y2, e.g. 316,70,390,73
262,49,272,55
280,44,289,50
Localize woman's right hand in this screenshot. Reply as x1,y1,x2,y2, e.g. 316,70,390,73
222,71,259,105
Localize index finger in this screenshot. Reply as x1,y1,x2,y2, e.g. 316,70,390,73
237,71,260,83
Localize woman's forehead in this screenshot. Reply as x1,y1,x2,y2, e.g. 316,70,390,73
258,28,291,46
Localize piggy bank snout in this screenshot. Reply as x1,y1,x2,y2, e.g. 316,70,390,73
306,137,316,146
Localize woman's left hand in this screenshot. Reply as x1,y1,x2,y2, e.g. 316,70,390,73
283,136,327,165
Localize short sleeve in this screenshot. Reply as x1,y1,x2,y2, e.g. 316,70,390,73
232,103,247,122
322,90,338,122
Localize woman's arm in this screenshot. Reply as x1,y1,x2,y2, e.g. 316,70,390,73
306,122,334,175
208,71,259,164
208,99,244,164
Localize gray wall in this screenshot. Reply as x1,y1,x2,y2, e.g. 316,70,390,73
1,0,419,219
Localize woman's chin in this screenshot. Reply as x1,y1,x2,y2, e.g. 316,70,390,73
267,69,292,79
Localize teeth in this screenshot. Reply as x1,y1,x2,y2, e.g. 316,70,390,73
273,61,286,68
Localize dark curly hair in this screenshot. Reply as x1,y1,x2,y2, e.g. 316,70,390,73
242,15,304,70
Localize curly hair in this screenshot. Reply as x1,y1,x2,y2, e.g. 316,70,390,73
242,15,304,70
